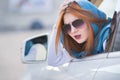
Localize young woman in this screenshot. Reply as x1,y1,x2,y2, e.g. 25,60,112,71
47,0,111,66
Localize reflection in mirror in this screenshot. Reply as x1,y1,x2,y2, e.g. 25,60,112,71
23,35,48,63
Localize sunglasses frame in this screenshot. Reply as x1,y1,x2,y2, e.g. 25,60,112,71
62,19,84,33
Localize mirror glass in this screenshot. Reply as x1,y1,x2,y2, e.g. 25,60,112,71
23,35,48,62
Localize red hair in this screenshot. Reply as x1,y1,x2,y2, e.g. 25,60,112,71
55,2,107,56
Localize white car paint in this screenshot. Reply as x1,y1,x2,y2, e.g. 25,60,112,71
21,51,120,80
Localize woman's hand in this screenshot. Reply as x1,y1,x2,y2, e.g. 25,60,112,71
59,0,71,13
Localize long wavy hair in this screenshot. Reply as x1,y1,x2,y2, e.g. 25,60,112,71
55,1,107,56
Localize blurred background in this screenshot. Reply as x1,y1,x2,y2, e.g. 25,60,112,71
0,0,117,80
0,0,64,80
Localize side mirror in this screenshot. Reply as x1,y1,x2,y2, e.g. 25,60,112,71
22,33,48,63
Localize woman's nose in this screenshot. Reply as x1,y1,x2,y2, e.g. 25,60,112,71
71,25,77,33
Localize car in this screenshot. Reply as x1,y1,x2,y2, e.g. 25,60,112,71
21,1,120,80
21,11,120,80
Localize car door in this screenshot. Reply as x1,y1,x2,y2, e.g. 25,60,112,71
93,51,120,80
21,53,109,80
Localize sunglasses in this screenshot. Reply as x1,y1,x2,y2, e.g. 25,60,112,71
62,19,84,33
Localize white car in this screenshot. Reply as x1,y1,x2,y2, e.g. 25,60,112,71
21,1,120,80
21,11,120,80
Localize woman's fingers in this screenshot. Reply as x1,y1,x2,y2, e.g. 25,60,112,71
59,0,71,13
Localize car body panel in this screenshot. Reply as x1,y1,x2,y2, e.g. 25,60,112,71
21,52,109,80
94,56,120,80
22,58,104,80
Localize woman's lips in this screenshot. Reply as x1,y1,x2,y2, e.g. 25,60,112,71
74,35,81,39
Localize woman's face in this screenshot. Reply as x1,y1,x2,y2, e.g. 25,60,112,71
63,13,89,44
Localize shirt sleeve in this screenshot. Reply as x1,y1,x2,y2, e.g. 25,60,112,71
47,25,73,66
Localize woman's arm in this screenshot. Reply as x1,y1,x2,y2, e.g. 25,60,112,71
47,25,72,66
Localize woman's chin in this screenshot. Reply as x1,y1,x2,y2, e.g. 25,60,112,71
76,39,86,44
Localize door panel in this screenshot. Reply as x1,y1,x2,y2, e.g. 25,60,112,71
94,56,120,80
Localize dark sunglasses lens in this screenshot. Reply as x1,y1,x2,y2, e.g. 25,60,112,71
63,24,71,33
72,19,84,28
62,19,84,33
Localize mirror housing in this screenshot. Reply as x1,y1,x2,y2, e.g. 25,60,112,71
21,33,48,63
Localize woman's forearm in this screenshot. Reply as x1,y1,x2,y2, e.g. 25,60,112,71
47,26,72,66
